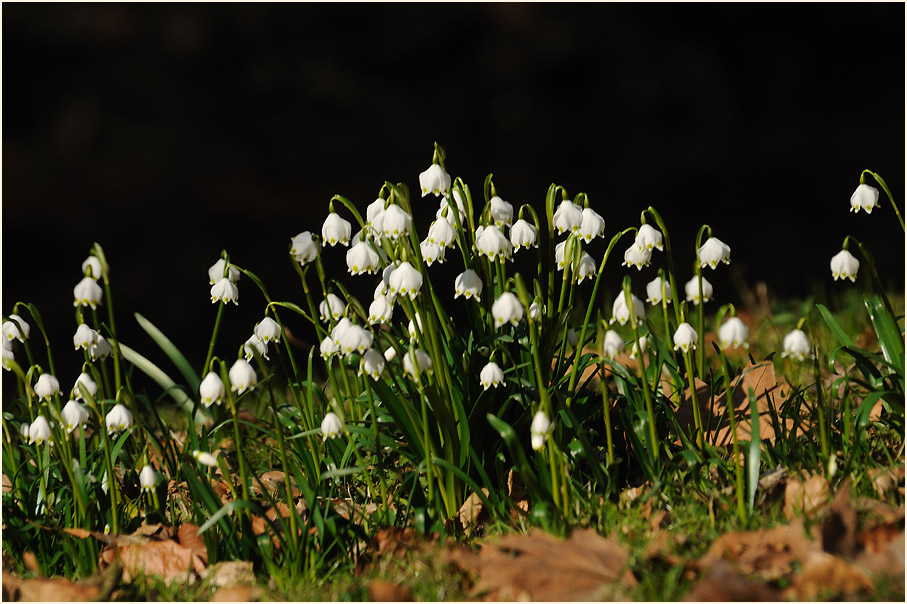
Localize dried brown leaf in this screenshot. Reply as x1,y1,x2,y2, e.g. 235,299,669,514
684,560,780,601
2,474,11,493
696,519,816,581
458,489,489,533
112,538,206,584
210,585,258,602
368,579,414,602
869,466,905,498
203,561,255,588
821,480,857,557
783,474,830,520
783,550,874,600
855,526,905,582
178,523,208,564
22,552,39,575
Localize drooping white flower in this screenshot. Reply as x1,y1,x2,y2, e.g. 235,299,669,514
254,317,281,344
382,204,413,240
718,317,750,350
610,292,645,326
73,323,99,351
528,302,541,321
347,240,380,275
3,315,29,342
629,336,648,360
578,208,605,243
419,164,451,198
319,293,346,322
781,329,812,361
321,412,344,440
207,258,240,285
673,322,698,353
555,238,582,271
530,410,551,451
320,335,339,359
106,403,134,434
210,278,239,305
2,340,14,369
366,198,387,235
488,196,513,227
335,322,373,357
193,450,218,467
359,348,385,380
35,373,61,401
199,372,225,407
139,465,157,492
290,232,320,265
420,240,446,266
403,349,433,380
492,292,524,328
407,314,424,342
244,334,269,361
635,224,664,252
684,276,713,305
73,277,103,310
830,249,860,282
436,189,467,227
20,421,29,440
479,362,505,390
850,184,880,214
368,295,394,325
475,225,512,261
427,217,456,248
89,336,112,361
387,262,423,299
61,400,89,433
228,359,257,393
645,276,672,305
602,330,624,358
553,200,583,235
574,252,597,284
82,256,103,279
384,346,397,362
509,219,539,251
698,237,731,269
454,269,483,301
322,212,352,247
622,244,652,271
29,415,53,445
72,372,97,401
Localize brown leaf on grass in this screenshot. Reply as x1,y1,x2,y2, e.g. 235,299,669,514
855,526,905,583
783,550,874,600
252,470,301,499
4,574,101,602
783,474,830,520
355,527,439,576
458,489,490,533
114,538,207,584
869,465,905,498
22,552,40,575
178,523,208,563
203,561,255,588
368,579,414,602
2,473,11,493
821,480,857,557
684,560,781,601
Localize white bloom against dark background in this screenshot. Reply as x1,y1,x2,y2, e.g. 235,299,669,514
321,411,344,440
602,330,624,358
419,164,451,198
427,217,456,248
492,292,523,328
420,240,446,266
106,403,134,434
850,184,880,214
82,256,103,280
73,324,99,351
89,336,112,361
475,225,512,261
382,205,413,241
139,465,157,492
403,349,433,380
698,237,731,269
454,270,483,301
72,372,97,400
244,334,269,360
645,276,672,305
29,415,53,445
578,208,605,243
610,292,644,326
368,295,394,325
62,400,89,433
35,373,61,401
359,348,385,380
207,258,240,285
622,244,652,271
489,196,513,227
320,336,339,359
781,329,812,361
480,361,504,390
210,278,239,305
673,322,698,353
319,293,346,322
718,317,749,350
553,200,583,235
228,359,257,393
388,262,423,299
347,240,380,275
73,277,103,309
254,317,282,344
635,224,664,251
530,410,551,451
199,372,225,407
193,450,218,467
322,212,352,246
3,315,30,343
684,276,713,305
830,249,860,282
574,252,597,284
290,232,319,265
509,219,538,251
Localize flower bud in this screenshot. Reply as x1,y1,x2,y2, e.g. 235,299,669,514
82,256,103,279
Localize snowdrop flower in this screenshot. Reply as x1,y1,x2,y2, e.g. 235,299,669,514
602,330,624,358
492,292,524,328
489,196,513,227
35,373,61,401
61,400,89,433
635,224,664,252
781,329,812,361
718,317,750,350
383,346,397,362
73,277,103,309
106,404,134,434
366,198,387,233
207,258,240,285
210,278,239,305
510,219,539,251
454,269,483,301
419,163,451,198
629,336,648,360
555,240,576,271
82,256,102,279
72,372,97,400
244,334,269,361
335,322,373,356
574,252,597,284
368,295,394,325
322,212,352,247
850,184,879,214
321,412,344,440
407,314,424,342
382,204,413,240
420,240,446,266
228,359,257,393
480,362,505,390
359,348,385,380
320,335,339,359
388,262,423,299
530,411,551,451
528,302,541,321
476,225,512,261
698,237,731,269
553,200,583,235
3,315,29,343
139,465,157,492
622,244,652,271
830,249,860,282
89,336,112,361
645,276,672,305
437,189,467,226
673,322,698,353
290,232,319,265
29,415,53,445
579,208,605,243
193,450,218,467
254,317,281,344
403,349,433,379
684,276,713,305
427,217,456,248
20,422,29,440
347,240,380,275
2,341,14,370
73,324,99,351
610,292,645,326
319,293,346,322
199,372,225,407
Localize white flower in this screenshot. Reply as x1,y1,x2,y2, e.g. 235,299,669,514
228,359,257,393
319,293,346,322
320,335,339,359
106,403,134,433
529,302,541,321
210,278,239,305
718,317,750,350
244,334,269,361
530,410,551,451
382,204,413,240
388,262,423,299
629,336,648,360
454,269,483,301
782,329,812,361
489,196,513,227
407,314,424,342
698,237,731,269
89,336,112,361
436,189,467,226
321,412,344,440
574,252,596,284
73,277,103,309
555,239,580,271
72,372,97,400
427,217,456,248
622,244,652,271
61,400,89,433
192,450,218,467
347,240,380,275
322,212,352,246
673,322,698,353
254,317,281,344
645,276,672,305
475,225,512,261
3,315,29,342
139,465,157,492
509,219,539,251
850,184,879,214
384,346,397,362
492,292,524,328
366,198,387,234
419,164,451,198
20,422,29,440
420,240,446,266
684,276,713,305
82,256,102,279
567,328,579,348
602,330,624,358
553,200,583,235
578,208,605,243
610,292,645,326
291,232,320,265
635,224,664,252
335,322,373,357
368,295,394,325
73,324,99,351
207,258,240,285
199,372,225,407
29,415,53,445
35,373,61,401
403,349,433,379
480,362,505,390
359,348,385,380
830,249,860,282
2,341,14,369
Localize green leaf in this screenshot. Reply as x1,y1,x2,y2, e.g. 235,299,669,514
197,498,267,535
486,413,544,498
745,388,762,514
864,294,905,377
118,343,196,412
816,304,855,348
135,313,200,392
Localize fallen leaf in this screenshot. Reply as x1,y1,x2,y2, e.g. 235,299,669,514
2,474,11,493
869,466,905,498
458,489,489,533
22,552,39,575
783,550,874,600
684,560,780,601
783,474,830,520
178,524,208,563
203,561,255,588
695,519,815,582
855,527,905,583
821,480,857,557
210,585,258,602
103,537,206,584
2,572,101,602
368,579,414,602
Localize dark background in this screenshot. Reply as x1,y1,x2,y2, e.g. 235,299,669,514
3,4,904,387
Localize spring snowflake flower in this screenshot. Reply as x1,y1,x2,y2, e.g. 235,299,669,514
645,276,672,305
199,372,225,407
72,372,97,401
629,336,648,360
492,292,524,328
530,410,551,451
61,399,89,433
476,225,512,261
2,340,13,369
368,295,394,325
480,362,505,390
73,323,99,351
403,349,433,380
322,212,352,247
635,224,664,252
850,184,880,214
193,450,218,467
290,232,320,265
437,189,468,227
574,252,597,284
830,249,860,282
335,322,373,356
684,276,713,305
82,256,102,279
673,322,698,353
35,373,61,401
346,240,380,275
427,217,456,248
73,277,103,310
319,293,346,322
228,359,257,393
89,335,112,361
29,415,53,445
139,465,157,492
320,335,339,359
698,237,731,269
384,346,397,362
489,196,514,227
254,317,281,344
781,329,812,361
553,200,583,235
321,412,344,440
579,208,605,243
3,315,29,342
407,314,424,342
718,317,750,350
366,198,387,233
359,348,385,380
509,219,539,251
210,278,239,305
610,292,645,326
388,262,423,299
602,330,624,358
420,240,446,266
382,204,413,240
622,244,652,271
106,403,134,434
207,258,240,285
555,239,580,271
244,334,269,361
419,164,451,198
454,269,483,301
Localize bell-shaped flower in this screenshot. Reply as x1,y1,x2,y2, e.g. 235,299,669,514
850,184,880,214
320,335,339,359
384,346,397,362
347,240,380,275
781,329,812,361
673,322,698,353
403,349,433,380
492,292,524,328
254,317,281,344
480,361,505,390
382,204,413,240
436,189,467,227
319,293,346,322
475,225,512,261
635,224,664,252
228,358,257,393
61,400,89,433
199,372,225,407
602,330,624,358
73,323,99,351
629,336,648,360
106,403,134,434
830,249,860,282
210,278,239,305
366,198,387,234
358,348,385,380
207,258,240,285
698,237,731,269
610,292,645,326
82,256,103,279
419,163,451,198
510,219,539,251
454,269,483,301
426,217,456,249
421,240,446,266
139,465,157,492
244,334,269,361
73,277,103,310
574,252,597,284
530,410,551,451
388,262,423,299
622,244,652,271
322,212,352,247
555,239,580,271
529,302,541,321
335,322,373,357
578,208,605,243
645,276,672,305
718,317,750,350
29,415,53,445
193,450,218,467
291,232,320,265
321,411,344,440
89,335,113,361
35,373,61,401
488,196,513,227
407,314,424,342
3,315,30,343
2,341,14,369
684,276,713,305
72,372,97,401
368,295,394,325
553,200,583,235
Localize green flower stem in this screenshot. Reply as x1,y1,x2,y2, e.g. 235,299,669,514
694,224,711,379
92,244,123,394
264,379,299,550
626,280,658,463
844,236,898,325
861,169,904,232
24,304,57,378
599,356,615,465
718,352,746,525
203,301,226,376
362,380,391,525
659,270,672,339
330,195,366,232
681,349,704,451
643,207,683,328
